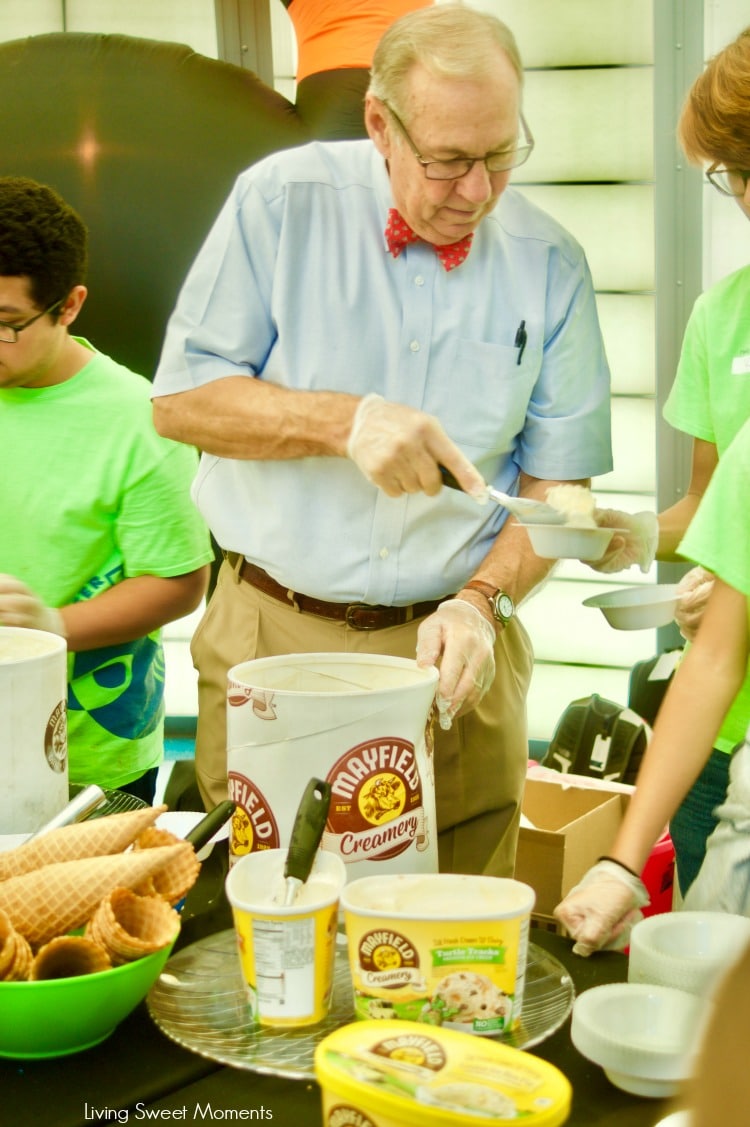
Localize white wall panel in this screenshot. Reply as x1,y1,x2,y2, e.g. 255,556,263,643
522,578,659,668
595,399,656,494
522,69,653,183
450,0,653,67
1,1,61,39
597,294,655,396
270,0,296,81
66,0,218,56
516,185,655,292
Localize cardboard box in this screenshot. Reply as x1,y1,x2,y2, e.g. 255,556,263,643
514,776,631,927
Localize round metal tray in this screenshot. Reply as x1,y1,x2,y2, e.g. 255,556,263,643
147,930,575,1080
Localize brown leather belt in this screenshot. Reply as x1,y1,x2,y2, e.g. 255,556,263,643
230,557,444,631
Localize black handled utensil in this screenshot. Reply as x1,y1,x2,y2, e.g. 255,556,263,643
185,800,236,852
283,778,332,905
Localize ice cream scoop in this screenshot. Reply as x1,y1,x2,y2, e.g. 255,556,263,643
283,778,332,906
440,467,566,524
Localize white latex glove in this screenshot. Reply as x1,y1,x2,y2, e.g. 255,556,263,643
0,575,66,636
553,859,650,956
586,509,659,574
416,599,496,730
675,565,714,643
346,393,486,499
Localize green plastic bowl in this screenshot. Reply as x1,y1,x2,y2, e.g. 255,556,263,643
0,940,175,1058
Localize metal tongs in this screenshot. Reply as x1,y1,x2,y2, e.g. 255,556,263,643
27,784,108,840
283,778,332,905
440,467,566,524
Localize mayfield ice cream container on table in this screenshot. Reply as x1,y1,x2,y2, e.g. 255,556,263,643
341,874,535,1036
314,1019,572,1127
0,627,68,834
225,846,347,1027
226,654,439,877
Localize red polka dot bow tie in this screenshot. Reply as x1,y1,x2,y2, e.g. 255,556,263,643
385,208,473,272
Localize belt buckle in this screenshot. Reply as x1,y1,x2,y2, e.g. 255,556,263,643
345,602,378,630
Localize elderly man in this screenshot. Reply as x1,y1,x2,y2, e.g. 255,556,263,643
151,4,612,874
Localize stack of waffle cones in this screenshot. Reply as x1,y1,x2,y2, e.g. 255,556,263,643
87,888,180,965
30,935,112,980
0,908,32,981
0,805,167,880
0,807,201,979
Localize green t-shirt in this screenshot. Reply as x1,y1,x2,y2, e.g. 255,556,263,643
679,414,750,751
0,341,213,787
664,265,750,752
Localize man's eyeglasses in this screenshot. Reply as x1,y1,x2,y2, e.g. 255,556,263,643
706,167,750,198
0,299,63,344
383,101,534,181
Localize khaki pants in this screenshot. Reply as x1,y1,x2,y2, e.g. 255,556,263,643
191,558,534,876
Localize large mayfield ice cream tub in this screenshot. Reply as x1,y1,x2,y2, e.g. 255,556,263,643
341,873,535,1035
226,654,439,877
314,1019,571,1126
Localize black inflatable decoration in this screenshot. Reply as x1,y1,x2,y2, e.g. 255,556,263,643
0,33,310,379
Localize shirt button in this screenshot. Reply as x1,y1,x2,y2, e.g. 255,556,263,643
414,275,425,287
409,340,420,352
379,547,390,560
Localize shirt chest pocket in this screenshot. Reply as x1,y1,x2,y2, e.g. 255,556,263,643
427,338,539,456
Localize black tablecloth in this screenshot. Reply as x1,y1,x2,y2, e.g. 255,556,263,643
1,844,678,1127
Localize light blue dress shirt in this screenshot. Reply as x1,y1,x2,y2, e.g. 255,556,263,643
153,140,612,604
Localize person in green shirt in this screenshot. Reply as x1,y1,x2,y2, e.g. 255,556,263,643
0,177,214,802
556,413,750,950
585,25,750,898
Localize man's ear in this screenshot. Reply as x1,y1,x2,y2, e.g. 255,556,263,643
365,94,392,160
57,285,88,327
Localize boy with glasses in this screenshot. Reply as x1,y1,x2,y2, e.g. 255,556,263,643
0,177,213,803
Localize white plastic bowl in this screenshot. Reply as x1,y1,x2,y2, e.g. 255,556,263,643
582,584,680,630
519,522,620,561
571,982,710,1098
628,911,750,998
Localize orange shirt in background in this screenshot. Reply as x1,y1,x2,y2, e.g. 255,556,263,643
288,0,433,82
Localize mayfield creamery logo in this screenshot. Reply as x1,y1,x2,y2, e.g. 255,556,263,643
371,1031,447,1072
44,700,67,773
358,928,421,989
327,1109,377,1127
227,772,280,857
327,737,428,861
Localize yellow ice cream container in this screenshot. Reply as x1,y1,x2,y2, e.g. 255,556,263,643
314,1019,571,1126
341,873,535,1035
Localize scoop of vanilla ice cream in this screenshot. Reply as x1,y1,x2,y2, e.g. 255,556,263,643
544,484,597,527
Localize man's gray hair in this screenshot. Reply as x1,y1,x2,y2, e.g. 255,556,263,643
368,2,524,114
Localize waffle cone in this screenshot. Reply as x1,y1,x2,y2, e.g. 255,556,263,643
0,844,187,945
133,828,201,905
0,805,167,881
0,908,32,981
86,887,180,965
30,935,111,980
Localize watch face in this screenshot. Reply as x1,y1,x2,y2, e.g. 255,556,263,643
495,593,514,620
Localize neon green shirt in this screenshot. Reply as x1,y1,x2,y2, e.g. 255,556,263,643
666,267,750,752
0,341,213,787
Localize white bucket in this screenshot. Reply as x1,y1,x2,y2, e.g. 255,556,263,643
226,653,439,879
0,627,68,833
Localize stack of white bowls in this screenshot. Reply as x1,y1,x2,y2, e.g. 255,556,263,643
571,910,750,1100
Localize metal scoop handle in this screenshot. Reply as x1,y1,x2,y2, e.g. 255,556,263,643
439,467,565,524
